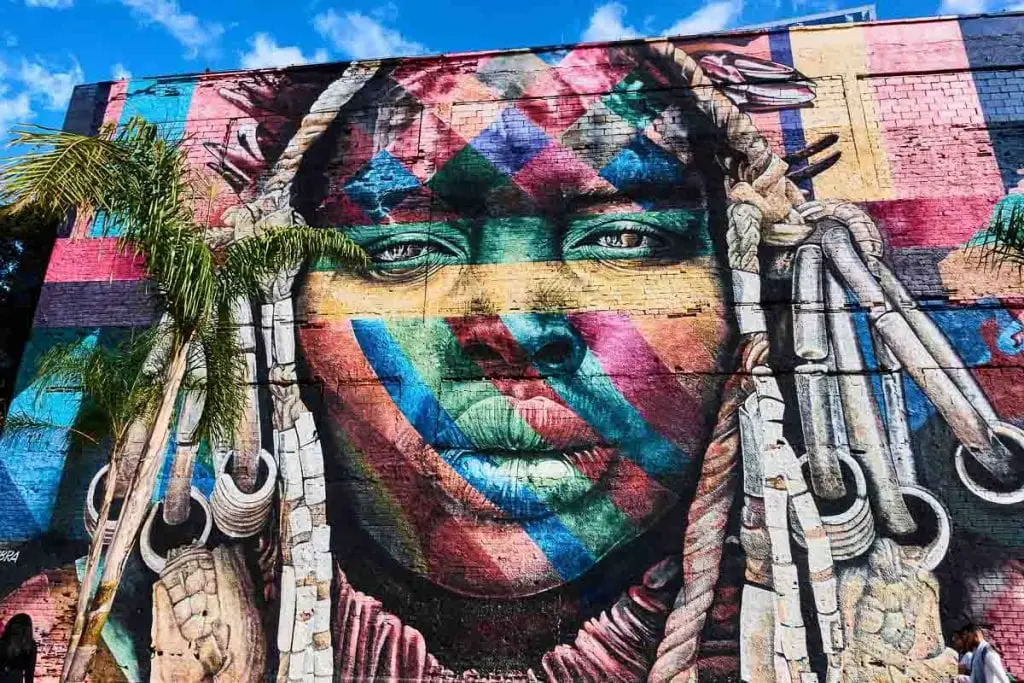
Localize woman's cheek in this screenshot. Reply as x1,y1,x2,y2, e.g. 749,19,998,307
574,260,729,448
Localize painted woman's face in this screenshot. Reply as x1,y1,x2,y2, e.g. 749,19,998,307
295,59,731,597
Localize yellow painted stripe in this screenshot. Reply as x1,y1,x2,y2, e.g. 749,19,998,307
789,24,894,202
298,258,727,320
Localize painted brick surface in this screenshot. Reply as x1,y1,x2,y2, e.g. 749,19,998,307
2,12,1024,682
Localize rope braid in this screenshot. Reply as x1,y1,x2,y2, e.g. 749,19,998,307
222,43,899,682
642,41,893,683
222,61,383,683
644,41,805,683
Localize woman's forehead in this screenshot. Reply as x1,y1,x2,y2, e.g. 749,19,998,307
313,45,708,227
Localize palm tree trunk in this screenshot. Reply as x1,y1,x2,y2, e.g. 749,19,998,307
61,440,125,682
63,335,191,683
162,375,205,525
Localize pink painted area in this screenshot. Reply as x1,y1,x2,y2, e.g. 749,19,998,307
0,574,54,643
863,71,1002,199
865,19,971,74
601,457,678,524
863,21,1004,199
568,311,711,451
864,197,998,248
549,45,636,97
976,559,1024,670
102,80,128,127
181,75,261,227
512,141,618,208
44,238,146,283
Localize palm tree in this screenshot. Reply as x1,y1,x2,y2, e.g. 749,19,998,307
5,331,166,682
980,192,1024,268
0,117,367,681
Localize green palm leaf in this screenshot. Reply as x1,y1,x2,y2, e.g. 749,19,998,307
1,113,370,682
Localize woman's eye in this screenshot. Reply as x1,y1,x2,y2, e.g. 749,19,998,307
594,232,659,249
373,243,433,263
361,236,462,282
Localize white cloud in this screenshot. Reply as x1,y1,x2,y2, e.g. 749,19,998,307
24,0,73,8
938,0,987,11
583,0,743,42
240,33,328,69
0,88,33,141
582,3,641,41
313,9,426,59
17,58,84,111
935,0,1024,13
370,1,399,21
118,0,223,58
665,0,744,34
112,63,132,81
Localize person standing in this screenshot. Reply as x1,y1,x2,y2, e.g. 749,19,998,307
963,623,1011,683
954,628,975,682
0,614,36,683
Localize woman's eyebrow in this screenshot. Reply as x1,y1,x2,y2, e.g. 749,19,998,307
335,224,404,242
336,221,467,241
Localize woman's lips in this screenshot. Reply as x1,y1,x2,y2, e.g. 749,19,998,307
433,396,615,521
450,395,596,451
440,446,617,521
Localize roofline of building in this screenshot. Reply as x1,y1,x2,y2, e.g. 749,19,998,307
735,3,876,30
80,9,1024,87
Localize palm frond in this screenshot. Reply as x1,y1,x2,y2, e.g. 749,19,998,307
191,299,246,445
0,117,195,248
221,226,368,301
2,411,102,450
30,330,164,441
0,124,133,218
978,194,1024,268
139,221,217,331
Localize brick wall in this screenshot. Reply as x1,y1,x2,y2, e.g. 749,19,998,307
2,12,1024,682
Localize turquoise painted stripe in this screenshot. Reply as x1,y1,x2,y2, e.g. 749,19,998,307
0,331,96,539
90,77,198,237
501,313,689,479
350,318,596,580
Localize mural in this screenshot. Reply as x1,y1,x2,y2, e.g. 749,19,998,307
2,12,1024,682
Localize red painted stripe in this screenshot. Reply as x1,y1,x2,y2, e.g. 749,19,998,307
299,323,558,587
865,197,1001,248
568,311,708,451
44,238,146,283
603,457,678,523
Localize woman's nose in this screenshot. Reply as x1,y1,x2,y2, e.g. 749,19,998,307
456,314,586,376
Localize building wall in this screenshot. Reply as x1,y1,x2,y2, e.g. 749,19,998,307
1,13,1023,681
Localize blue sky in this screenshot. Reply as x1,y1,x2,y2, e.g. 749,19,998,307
0,0,1021,144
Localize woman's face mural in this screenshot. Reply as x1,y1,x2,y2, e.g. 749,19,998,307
294,62,731,596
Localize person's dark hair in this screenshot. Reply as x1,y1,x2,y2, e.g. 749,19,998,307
0,613,36,667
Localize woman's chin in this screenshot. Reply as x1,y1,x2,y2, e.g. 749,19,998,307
346,470,680,599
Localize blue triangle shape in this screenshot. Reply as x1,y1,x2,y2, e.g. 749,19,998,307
0,463,41,539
